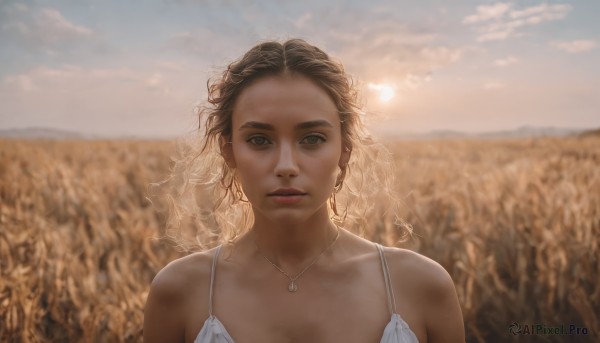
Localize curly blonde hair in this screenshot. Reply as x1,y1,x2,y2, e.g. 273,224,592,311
150,38,412,251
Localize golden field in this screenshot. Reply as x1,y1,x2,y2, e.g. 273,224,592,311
1,135,598,342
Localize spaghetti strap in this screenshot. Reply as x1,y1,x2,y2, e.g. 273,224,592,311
208,245,223,317
376,243,397,315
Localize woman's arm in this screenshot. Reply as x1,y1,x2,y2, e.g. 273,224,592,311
387,248,466,343
144,252,213,343
421,261,465,343
143,262,187,343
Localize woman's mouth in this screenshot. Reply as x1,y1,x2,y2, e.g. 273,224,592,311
268,194,306,204
267,188,307,204
268,188,307,196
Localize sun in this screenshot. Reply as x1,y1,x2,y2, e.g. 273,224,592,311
378,86,395,102
368,83,395,102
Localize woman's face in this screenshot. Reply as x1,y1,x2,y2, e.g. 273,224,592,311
221,74,350,224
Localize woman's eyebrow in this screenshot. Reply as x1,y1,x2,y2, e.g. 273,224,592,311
296,120,334,130
239,121,272,130
239,120,334,131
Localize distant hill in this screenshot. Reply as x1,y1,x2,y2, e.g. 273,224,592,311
472,126,585,139
377,126,590,140
578,127,600,138
0,127,94,140
0,127,174,140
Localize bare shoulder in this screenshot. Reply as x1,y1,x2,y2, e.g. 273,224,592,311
382,247,452,297
382,247,466,343
151,249,215,297
143,249,216,343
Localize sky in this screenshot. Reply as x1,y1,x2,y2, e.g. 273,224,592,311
0,0,599,138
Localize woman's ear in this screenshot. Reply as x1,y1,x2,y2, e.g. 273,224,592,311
339,144,351,168
219,136,236,168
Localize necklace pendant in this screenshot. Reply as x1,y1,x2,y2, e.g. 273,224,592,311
288,281,298,292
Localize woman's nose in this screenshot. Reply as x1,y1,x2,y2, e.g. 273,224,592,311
274,142,299,178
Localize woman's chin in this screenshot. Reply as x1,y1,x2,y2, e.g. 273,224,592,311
254,209,317,227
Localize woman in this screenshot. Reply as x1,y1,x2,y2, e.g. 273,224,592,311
144,39,465,343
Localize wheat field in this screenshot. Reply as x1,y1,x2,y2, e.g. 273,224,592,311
0,135,598,342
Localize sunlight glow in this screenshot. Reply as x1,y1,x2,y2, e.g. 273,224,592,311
368,83,395,102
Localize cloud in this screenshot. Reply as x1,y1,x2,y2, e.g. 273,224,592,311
3,74,37,92
1,5,94,50
291,12,312,29
319,21,457,81
2,66,134,94
483,82,506,90
494,56,519,67
463,3,513,24
463,2,571,42
404,73,432,90
420,46,462,68
167,28,253,61
550,40,597,54
509,3,569,21
153,60,186,72
146,73,165,91
1,65,181,96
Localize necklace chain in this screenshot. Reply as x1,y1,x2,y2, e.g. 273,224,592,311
253,226,341,292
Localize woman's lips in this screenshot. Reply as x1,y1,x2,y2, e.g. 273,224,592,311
269,194,306,204
268,187,307,204
268,188,307,196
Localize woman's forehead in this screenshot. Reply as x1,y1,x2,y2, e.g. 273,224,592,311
232,75,339,130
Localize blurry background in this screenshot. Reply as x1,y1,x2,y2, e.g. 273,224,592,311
1,0,599,138
1,1,599,342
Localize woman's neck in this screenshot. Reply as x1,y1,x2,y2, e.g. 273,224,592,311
249,210,340,272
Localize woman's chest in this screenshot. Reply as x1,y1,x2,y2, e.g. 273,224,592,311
188,274,393,342
210,290,392,343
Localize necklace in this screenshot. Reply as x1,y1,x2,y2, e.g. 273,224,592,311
253,226,341,293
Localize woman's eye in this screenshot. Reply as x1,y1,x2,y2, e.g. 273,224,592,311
247,136,270,146
301,135,326,145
